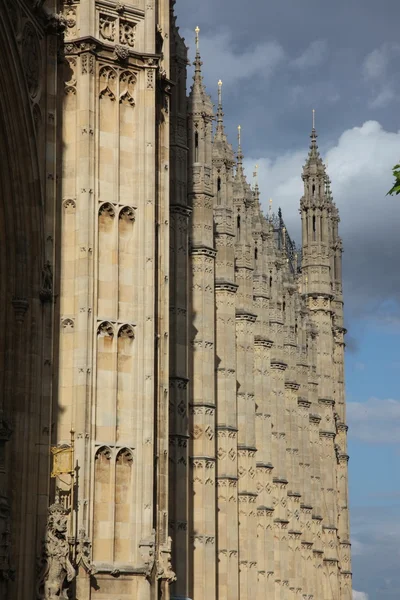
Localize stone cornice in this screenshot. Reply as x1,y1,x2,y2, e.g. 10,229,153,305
319,431,336,439
270,359,288,370
309,414,322,424
254,336,274,348
298,397,311,408
337,423,349,433
256,462,274,470
257,506,275,513
190,245,217,259
318,397,335,407
216,425,238,433
285,381,300,391
273,477,288,485
215,280,238,293
170,203,192,217
64,36,161,69
235,310,257,323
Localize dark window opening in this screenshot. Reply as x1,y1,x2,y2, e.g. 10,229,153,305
217,176,222,205
269,276,272,287
283,301,286,312
255,246,258,260
312,183,316,196
312,215,316,241
237,214,241,240
194,131,199,162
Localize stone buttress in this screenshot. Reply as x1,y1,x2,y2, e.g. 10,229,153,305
212,81,240,600
187,29,217,600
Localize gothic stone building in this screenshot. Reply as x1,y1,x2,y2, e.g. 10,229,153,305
0,1,351,599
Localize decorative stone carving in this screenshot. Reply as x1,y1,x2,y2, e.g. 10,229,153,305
75,529,96,575
12,297,29,323
99,15,116,42
139,530,156,577
63,7,77,39
156,537,176,583
114,44,129,61
37,494,76,599
40,261,53,303
119,20,136,47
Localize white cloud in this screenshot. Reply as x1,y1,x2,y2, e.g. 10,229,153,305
183,28,285,90
363,47,390,80
347,397,400,444
243,120,400,315
353,591,369,600
363,43,400,80
351,538,366,556
291,40,328,69
369,87,395,109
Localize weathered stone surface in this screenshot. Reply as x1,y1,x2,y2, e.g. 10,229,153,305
0,2,350,599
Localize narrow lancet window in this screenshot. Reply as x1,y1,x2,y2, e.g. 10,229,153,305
312,215,316,241
194,131,199,162
217,176,221,204
237,214,241,240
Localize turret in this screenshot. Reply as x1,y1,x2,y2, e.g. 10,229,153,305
213,80,235,206
300,112,334,297
188,27,213,188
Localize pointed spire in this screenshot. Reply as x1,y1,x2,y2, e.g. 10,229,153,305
193,26,203,86
237,125,244,172
253,164,261,209
216,79,224,133
189,26,213,116
304,109,325,174
253,164,259,189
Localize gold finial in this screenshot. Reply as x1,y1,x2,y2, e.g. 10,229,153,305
195,26,200,51
312,108,316,130
238,125,241,146
253,163,259,181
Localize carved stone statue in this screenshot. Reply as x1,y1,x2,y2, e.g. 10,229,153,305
37,495,76,600
39,261,53,303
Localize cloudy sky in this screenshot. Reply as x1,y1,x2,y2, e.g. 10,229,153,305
175,0,400,597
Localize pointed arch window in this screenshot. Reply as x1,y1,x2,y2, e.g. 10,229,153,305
217,176,222,204
312,214,316,241
237,214,241,240
269,275,272,288
254,245,258,261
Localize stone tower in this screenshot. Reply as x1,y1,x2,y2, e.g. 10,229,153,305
56,1,174,598
0,4,351,600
